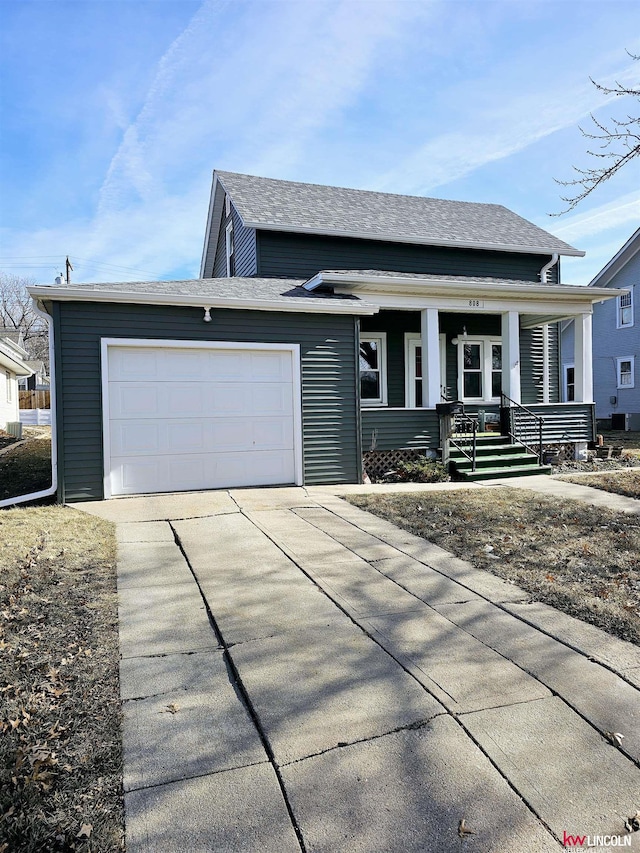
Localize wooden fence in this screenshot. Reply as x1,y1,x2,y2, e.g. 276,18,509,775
19,390,51,410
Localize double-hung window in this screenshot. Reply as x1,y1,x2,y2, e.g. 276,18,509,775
456,338,502,402
5,371,11,403
618,291,633,328
617,357,634,389
359,334,387,406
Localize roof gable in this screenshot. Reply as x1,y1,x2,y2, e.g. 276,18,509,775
212,170,584,258
589,228,640,288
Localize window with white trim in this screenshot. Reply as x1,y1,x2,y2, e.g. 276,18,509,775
359,334,387,406
455,337,502,402
564,364,575,402
617,356,634,389
617,291,633,328
225,221,235,277
6,371,12,403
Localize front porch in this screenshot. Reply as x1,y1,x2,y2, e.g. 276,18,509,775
358,306,597,480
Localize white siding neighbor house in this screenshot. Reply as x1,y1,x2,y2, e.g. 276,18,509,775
0,332,32,430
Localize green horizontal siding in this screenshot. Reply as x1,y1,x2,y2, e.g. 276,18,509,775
258,231,555,282
361,409,440,451
509,403,595,444
54,302,358,501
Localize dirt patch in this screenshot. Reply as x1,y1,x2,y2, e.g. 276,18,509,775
0,506,123,851
347,488,640,645
0,437,52,501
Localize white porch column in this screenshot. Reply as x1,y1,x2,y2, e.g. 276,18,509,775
501,311,521,404
574,313,593,402
421,308,440,408
542,323,550,404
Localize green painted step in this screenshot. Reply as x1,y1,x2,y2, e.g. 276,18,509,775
454,464,552,481
452,453,543,470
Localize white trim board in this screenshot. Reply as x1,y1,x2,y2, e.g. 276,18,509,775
100,338,304,499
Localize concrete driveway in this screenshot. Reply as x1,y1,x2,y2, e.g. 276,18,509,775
78,486,640,852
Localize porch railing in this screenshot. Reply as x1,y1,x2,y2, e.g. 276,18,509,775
500,393,544,466
449,412,478,472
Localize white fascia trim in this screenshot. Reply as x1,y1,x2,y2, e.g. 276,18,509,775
0,348,32,376
199,171,218,277
243,221,585,257
27,286,379,316
309,272,617,302
589,228,640,288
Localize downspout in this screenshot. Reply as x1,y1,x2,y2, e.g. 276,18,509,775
0,300,58,508
539,253,559,284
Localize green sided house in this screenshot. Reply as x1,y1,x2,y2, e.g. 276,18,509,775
28,171,620,502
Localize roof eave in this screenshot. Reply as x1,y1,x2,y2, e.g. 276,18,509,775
248,222,584,257
589,228,640,288
307,272,620,304
27,285,379,316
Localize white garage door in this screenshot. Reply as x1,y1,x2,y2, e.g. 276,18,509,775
104,342,300,497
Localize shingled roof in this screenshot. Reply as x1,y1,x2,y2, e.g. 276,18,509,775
214,171,584,257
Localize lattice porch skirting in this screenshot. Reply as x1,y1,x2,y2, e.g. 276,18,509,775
363,448,431,481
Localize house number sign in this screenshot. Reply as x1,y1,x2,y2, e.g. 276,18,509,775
467,299,484,308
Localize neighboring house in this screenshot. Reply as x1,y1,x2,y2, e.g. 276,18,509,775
562,229,639,429
17,360,49,391
0,331,32,430
28,171,619,502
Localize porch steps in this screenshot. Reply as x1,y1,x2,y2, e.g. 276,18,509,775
449,435,551,481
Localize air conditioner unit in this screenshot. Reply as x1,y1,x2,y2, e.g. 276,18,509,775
610,413,629,430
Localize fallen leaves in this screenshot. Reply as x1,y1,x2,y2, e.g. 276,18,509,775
458,818,475,838
625,811,640,833
604,731,625,748
163,703,180,715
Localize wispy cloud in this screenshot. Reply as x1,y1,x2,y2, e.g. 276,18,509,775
373,60,640,196
553,191,640,243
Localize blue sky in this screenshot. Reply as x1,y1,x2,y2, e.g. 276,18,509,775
0,0,638,286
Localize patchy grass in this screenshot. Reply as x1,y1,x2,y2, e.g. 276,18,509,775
0,506,123,852
560,470,640,500
347,488,640,645
0,437,52,501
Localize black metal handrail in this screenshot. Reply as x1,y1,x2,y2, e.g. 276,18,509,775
501,393,544,465
449,412,478,471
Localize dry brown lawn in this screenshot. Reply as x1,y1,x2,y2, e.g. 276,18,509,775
560,469,640,500
348,487,640,645
0,505,123,852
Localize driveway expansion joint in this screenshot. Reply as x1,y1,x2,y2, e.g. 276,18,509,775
278,711,450,768
124,759,271,795
319,497,638,682
168,520,308,853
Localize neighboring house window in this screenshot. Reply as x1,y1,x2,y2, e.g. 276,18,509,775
404,334,447,407
617,357,634,389
225,221,235,276
455,338,502,402
359,334,387,406
6,371,12,403
617,291,633,328
564,365,575,402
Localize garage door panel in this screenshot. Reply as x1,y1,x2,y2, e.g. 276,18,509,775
111,449,294,495
106,345,298,496
110,416,293,457
109,381,294,419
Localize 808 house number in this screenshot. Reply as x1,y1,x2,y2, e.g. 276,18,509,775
468,299,483,308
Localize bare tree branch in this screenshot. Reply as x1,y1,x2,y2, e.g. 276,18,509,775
0,273,49,369
552,52,640,214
